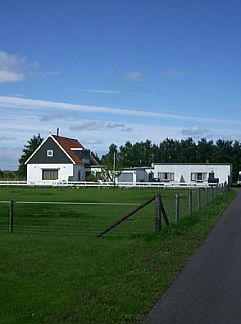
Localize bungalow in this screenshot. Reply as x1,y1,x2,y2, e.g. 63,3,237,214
25,134,98,184
114,163,232,186
150,163,232,185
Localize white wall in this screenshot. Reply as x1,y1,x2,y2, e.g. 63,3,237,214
27,163,74,184
152,164,231,184
117,169,149,184
117,171,136,183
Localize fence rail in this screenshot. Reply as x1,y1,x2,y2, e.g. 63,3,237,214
0,185,228,236
0,180,224,188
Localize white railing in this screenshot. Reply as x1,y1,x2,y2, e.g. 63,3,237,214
0,181,28,186
0,180,218,188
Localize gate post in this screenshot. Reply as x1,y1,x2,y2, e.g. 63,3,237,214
197,189,201,210
9,200,14,233
175,193,180,223
189,190,192,215
155,194,161,231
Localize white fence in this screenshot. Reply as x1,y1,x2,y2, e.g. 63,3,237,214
0,180,222,188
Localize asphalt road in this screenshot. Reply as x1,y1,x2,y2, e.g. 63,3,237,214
145,188,241,324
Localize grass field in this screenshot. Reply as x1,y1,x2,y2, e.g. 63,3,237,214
0,187,218,235
0,187,235,323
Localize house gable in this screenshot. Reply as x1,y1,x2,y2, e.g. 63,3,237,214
26,136,74,164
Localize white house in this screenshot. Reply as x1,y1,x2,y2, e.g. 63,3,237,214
25,134,98,184
110,163,231,186
149,163,232,185
91,163,231,186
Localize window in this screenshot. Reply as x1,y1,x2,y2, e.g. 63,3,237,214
42,169,58,180
191,172,207,182
158,172,174,181
47,150,54,157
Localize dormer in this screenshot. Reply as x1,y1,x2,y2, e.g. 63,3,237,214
71,148,90,163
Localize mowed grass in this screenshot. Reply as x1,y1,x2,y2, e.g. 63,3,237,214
0,187,169,235
0,187,216,235
0,186,168,202
0,187,235,323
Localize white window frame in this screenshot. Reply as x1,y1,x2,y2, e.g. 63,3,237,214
191,172,208,182
158,172,174,182
47,150,54,157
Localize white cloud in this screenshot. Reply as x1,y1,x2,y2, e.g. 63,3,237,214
1,95,241,127
40,113,65,122
2,103,241,170
181,126,210,137
125,71,142,81
0,70,25,83
0,135,16,141
0,50,59,83
8,93,25,98
76,88,152,96
70,121,132,132
161,68,189,78
0,147,22,170
78,88,122,95
0,51,27,83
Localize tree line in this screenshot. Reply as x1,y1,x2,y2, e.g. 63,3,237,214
101,138,241,181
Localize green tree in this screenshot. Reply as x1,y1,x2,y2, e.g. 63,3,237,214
101,144,118,167
231,140,241,181
159,138,180,163
212,140,233,163
100,144,122,183
119,141,134,167
196,138,214,163
18,134,43,179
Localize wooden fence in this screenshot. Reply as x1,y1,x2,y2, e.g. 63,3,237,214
0,185,228,236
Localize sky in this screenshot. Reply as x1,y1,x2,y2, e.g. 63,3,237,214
1,0,241,170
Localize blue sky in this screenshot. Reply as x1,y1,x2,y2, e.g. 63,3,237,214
1,0,241,170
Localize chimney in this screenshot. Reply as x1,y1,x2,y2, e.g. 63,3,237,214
57,128,59,136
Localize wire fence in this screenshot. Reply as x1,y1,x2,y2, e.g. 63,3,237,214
0,185,228,236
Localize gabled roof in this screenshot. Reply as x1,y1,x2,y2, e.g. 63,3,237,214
25,134,99,165
52,135,84,164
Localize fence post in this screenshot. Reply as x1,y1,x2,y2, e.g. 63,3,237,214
224,182,227,193
211,186,214,201
206,188,209,205
9,200,14,233
189,190,192,215
197,189,201,210
155,194,161,231
175,193,179,223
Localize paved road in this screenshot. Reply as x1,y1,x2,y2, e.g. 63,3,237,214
145,188,241,324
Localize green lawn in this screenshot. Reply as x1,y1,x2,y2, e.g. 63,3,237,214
0,187,235,323
0,187,217,235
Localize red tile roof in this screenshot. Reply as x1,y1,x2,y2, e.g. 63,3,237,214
52,135,98,165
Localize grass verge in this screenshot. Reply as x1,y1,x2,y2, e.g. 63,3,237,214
0,189,235,323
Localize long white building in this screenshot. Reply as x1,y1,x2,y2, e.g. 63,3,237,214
116,163,232,186
150,163,231,185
